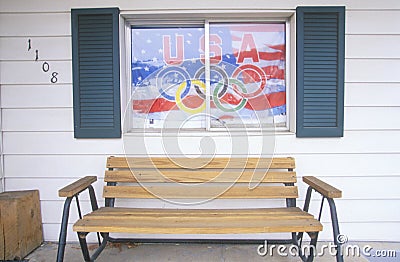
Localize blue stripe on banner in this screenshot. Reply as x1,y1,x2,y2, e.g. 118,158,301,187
270,105,286,115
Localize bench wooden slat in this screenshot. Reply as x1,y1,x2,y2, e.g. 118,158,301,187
74,220,322,234
104,170,297,183
80,207,315,219
58,176,97,197
73,207,322,234
107,157,295,169
88,207,308,215
103,185,298,199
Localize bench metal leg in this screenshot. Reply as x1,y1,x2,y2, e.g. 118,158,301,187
77,232,109,262
87,185,102,245
92,235,109,260
327,198,344,262
305,232,319,262
296,187,314,246
78,232,92,262
56,197,73,262
291,231,318,262
299,187,344,262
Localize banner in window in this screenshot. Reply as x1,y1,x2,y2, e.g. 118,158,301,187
131,23,286,129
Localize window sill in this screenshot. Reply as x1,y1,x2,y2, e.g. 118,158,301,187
123,129,295,137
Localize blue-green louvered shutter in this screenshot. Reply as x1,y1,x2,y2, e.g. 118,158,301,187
296,6,345,137
71,8,121,138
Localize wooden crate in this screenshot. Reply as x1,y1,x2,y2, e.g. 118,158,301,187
0,190,43,260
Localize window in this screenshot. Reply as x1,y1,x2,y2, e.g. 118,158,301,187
71,7,345,138
130,21,287,131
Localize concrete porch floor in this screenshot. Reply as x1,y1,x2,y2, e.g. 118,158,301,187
25,242,400,262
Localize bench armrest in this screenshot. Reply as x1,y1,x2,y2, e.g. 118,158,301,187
58,176,97,197
303,176,342,198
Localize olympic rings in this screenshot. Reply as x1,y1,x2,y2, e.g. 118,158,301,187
157,66,191,101
152,63,268,114
213,78,248,112
175,79,206,114
232,64,267,98
194,65,229,99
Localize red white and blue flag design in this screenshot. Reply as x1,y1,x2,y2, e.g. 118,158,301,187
131,23,286,126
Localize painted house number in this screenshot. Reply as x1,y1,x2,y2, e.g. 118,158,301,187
28,39,59,84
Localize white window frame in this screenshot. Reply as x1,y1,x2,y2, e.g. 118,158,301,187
121,11,295,134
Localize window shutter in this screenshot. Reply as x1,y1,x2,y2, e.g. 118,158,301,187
296,6,345,137
71,8,121,138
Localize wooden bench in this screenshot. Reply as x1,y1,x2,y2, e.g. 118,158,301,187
56,156,344,262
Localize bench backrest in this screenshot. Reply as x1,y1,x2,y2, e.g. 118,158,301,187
103,156,297,203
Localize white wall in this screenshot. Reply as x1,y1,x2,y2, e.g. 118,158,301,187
1,0,400,242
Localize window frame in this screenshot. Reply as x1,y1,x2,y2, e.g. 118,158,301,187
121,12,295,134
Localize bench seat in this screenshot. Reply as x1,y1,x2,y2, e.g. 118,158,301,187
73,206,323,234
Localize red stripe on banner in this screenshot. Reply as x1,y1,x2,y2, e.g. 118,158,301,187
132,98,176,114
132,92,286,113
259,51,284,61
262,66,285,80
232,49,284,61
246,91,286,110
133,95,204,114
219,92,285,110
267,44,286,53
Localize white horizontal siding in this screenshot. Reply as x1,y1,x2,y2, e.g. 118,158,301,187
1,1,400,243
346,10,400,34
0,61,71,85
297,177,400,200
321,200,400,223
346,59,400,83
0,84,72,108
2,108,73,131
3,132,123,155
344,107,400,130
3,131,400,155
345,83,400,107
0,13,70,37
346,35,400,59
3,155,109,178
274,131,400,154
0,37,71,61
292,154,400,176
